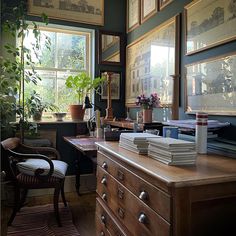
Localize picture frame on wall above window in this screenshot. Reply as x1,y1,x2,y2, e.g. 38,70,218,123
185,0,236,55
100,71,121,101
185,52,236,116
28,0,104,26
141,0,158,23
127,0,140,32
159,0,174,10
126,15,180,108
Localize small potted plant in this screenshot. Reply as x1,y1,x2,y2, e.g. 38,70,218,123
26,91,58,121
65,72,105,121
136,93,161,123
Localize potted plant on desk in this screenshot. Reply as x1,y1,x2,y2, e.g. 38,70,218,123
65,72,105,121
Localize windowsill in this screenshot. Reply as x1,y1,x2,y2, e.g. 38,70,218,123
11,119,87,125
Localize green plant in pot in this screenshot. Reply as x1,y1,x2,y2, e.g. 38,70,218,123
25,91,58,121
0,1,50,140
65,72,105,121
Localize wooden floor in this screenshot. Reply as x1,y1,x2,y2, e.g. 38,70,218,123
2,191,96,236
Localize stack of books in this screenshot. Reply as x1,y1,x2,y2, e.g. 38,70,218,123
119,133,160,154
148,137,197,165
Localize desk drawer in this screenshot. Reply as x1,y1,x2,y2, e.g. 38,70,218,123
97,166,170,236
96,197,129,236
95,216,111,236
97,151,171,222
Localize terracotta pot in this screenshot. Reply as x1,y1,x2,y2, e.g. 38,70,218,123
143,109,152,123
69,105,85,121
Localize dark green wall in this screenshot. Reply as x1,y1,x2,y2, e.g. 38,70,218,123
127,0,236,140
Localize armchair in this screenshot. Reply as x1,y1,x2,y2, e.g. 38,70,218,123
1,137,68,227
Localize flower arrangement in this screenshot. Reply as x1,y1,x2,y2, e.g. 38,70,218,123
136,93,161,110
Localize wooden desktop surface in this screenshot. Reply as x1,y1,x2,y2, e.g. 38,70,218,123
64,136,103,152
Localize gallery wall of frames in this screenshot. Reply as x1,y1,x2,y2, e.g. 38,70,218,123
126,0,236,137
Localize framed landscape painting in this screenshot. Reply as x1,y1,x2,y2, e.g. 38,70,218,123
28,0,104,25
127,0,140,32
141,0,158,23
126,15,179,107
185,53,236,115
185,0,236,55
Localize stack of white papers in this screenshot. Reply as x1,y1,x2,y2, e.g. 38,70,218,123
148,137,197,165
119,133,160,154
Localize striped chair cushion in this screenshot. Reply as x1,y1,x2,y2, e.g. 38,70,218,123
16,173,61,184
17,159,68,179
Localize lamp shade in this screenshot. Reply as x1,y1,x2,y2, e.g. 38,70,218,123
84,95,93,109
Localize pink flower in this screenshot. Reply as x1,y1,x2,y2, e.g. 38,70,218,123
136,93,161,109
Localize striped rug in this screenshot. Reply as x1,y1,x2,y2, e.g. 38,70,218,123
7,203,80,236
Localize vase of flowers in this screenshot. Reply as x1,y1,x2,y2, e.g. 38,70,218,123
136,93,161,123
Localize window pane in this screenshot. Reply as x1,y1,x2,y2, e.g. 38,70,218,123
57,33,86,70
25,30,56,68
24,70,56,105
57,71,78,112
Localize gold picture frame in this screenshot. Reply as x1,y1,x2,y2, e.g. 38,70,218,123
127,0,140,32
185,0,236,55
185,52,236,115
126,15,180,110
28,0,104,26
141,0,158,24
159,0,174,10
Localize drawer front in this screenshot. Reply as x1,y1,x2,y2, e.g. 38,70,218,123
97,166,171,236
96,197,130,236
97,151,171,222
96,216,111,236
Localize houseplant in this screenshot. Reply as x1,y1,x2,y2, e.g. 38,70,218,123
65,72,105,120
136,93,161,123
0,1,50,139
25,91,58,121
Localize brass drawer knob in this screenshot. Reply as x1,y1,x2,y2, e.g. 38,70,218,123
138,213,148,224
101,176,107,185
139,191,148,201
100,231,105,236
102,193,107,201
101,214,106,224
102,162,108,170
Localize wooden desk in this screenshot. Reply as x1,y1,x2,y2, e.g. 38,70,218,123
96,142,236,236
64,136,103,193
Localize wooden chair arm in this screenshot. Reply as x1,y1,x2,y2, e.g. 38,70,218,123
19,144,61,160
7,149,54,181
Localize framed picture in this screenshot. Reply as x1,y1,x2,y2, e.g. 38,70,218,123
127,0,140,32
98,30,123,65
185,52,236,115
100,71,121,100
141,0,158,23
126,15,180,107
159,0,174,10
28,0,104,26
185,0,236,55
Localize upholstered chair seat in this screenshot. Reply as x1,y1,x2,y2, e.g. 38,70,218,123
1,137,68,227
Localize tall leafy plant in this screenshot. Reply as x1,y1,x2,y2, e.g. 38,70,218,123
0,1,50,139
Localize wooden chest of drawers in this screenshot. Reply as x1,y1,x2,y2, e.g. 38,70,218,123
95,142,236,236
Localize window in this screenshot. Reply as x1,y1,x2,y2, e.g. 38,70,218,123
23,24,94,119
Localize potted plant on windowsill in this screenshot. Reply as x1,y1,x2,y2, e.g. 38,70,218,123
25,91,58,122
65,72,105,121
